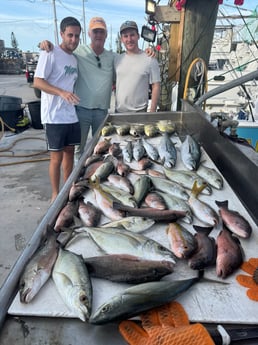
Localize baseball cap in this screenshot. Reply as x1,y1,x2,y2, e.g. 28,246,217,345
120,21,138,34
89,17,107,31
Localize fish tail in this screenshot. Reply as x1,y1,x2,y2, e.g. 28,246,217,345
193,225,214,236
191,180,208,197
215,200,228,208
198,269,228,285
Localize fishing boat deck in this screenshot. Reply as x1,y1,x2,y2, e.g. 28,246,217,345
0,105,258,344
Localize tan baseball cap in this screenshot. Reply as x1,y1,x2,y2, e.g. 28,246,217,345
89,17,107,31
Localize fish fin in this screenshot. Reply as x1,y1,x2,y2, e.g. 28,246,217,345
191,181,208,197
193,225,214,236
215,200,228,208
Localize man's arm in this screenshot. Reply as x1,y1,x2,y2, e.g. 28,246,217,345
149,82,160,112
39,40,54,52
34,77,80,105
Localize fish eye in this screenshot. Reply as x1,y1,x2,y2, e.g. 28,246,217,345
158,244,167,251
101,304,111,313
79,294,88,303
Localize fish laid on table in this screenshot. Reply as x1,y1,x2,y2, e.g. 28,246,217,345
196,164,223,190
164,168,212,195
130,157,152,171
101,183,137,208
68,180,89,202
156,120,176,134
149,175,189,201
93,137,112,155
188,181,219,226
101,123,116,136
144,123,159,137
141,137,159,161
113,202,186,222
90,272,205,325
84,254,174,284
52,248,92,322
78,200,101,227
188,225,217,270
122,141,133,163
101,216,155,232
157,191,193,224
91,180,125,221
130,124,145,137
116,124,131,136
133,139,146,161
166,223,197,259
144,192,167,210
108,142,122,157
54,200,79,232
180,134,201,171
133,175,152,206
73,226,176,263
158,132,177,168
107,174,134,194
216,228,244,279
115,159,131,177
215,200,252,239
83,160,104,180
19,226,59,303
89,160,114,182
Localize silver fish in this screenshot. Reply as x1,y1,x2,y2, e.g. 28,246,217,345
164,168,212,195
19,227,59,303
122,141,133,163
180,135,201,171
133,139,145,161
196,164,223,190
166,223,197,259
149,175,189,201
90,274,202,325
158,132,177,168
188,181,219,226
74,226,176,263
157,191,193,224
52,248,92,322
84,254,174,283
141,137,159,161
100,183,137,208
101,216,155,232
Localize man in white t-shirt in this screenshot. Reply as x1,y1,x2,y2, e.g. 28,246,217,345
34,17,81,203
115,21,161,113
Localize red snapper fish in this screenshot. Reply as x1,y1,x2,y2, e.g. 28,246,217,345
215,200,252,238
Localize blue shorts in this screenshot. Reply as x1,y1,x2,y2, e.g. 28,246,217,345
45,122,81,151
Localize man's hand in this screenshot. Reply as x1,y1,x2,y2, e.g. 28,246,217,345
40,40,54,52
145,47,156,58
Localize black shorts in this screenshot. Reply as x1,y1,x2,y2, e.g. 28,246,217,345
45,122,81,151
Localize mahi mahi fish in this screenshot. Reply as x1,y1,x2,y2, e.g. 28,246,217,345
180,134,201,171
52,248,92,322
73,226,176,263
19,226,59,303
89,272,204,325
84,254,174,283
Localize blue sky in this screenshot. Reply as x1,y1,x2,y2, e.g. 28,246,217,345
0,0,257,52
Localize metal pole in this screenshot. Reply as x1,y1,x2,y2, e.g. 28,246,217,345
82,0,87,45
52,0,59,45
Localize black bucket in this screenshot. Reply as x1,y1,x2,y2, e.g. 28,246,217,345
27,101,43,129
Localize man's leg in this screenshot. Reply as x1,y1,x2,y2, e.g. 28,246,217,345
62,145,75,182
75,106,91,161
49,150,63,203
